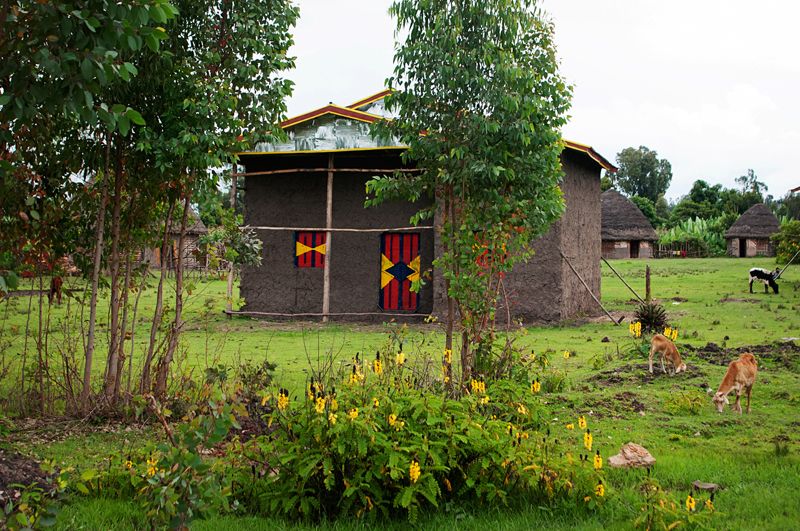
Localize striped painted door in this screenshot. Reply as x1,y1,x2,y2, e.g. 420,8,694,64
295,231,326,268
380,233,420,311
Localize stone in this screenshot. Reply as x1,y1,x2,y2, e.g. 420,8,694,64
692,480,720,492
608,442,656,468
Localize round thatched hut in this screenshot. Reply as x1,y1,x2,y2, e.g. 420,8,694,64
600,190,658,259
724,203,780,257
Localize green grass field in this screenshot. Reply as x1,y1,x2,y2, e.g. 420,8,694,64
3,257,800,530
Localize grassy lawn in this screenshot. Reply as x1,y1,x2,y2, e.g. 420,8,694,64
3,257,800,529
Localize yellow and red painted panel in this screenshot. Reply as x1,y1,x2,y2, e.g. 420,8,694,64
380,233,420,311
295,231,326,268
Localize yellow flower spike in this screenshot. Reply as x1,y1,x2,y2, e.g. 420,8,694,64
593,451,603,470
479,395,490,405
595,481,605,497
664,326,672,337
672,328,678,341
328,412,337,425
124,459,133,470
686,494,696,512
566,423,574,430
373,358,383,376
409,460,421,484
563,350,570,360
330,397,338,412
315,396,326,414
443,348,452,364
531,380,541,394
395,352,405,366
388,413,397,427
583,429,593,451
578,415,587,430
704,498,714,512
373,397,380,408
277,388,290,411
347,408,359,421
517,403,528,415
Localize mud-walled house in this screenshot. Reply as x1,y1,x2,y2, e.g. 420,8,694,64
725,203,780,257
237,91,616,323
139,208,209,271
600,190,659,259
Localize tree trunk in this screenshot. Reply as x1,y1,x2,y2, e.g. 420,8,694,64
154,191,191,397
80,137,111,414
104,157,125,402
225,174,237,318
113,253,133,400
140,201,175,393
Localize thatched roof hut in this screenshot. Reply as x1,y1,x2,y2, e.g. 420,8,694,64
724,203,779,239
600,190,658,258
169,208,208,235
601,190,658,241
724,203,780,257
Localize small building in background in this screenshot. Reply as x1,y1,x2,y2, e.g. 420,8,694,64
724,203,780,257
600,190,658,259
139,209,209,270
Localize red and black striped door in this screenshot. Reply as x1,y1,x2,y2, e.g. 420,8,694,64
380,232,420,311
295,231,326,268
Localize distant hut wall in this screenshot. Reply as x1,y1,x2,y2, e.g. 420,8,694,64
602,239,654,259
240,154,434,318
727,237,774,258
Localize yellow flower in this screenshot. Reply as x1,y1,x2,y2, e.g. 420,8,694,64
373,358,383,375
595,481,605,497
409,460,421,484
395,352,405,366
443,348,452,364
671,328,678,341
349,364,364,384
347,408,359,421
531,380,541,394
578,415,587,430
566,423,574,430
584,495,592,503
260,394,270,407
704,498,714,512
664,326,672,337
147,465,156,477
686,494,696,512
517,403,528,415
583,429,593,451
388,413,397,427
479,395,490,405
315,396,326,414
124,459,133,470
277,388,289,411
563,350,570,360
328,412,337,425
373,397,380,408
593,451,603,470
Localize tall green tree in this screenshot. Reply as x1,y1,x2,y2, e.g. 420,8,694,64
611,146,672,203
369,0,571,384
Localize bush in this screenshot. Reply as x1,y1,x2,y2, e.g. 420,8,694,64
772,220,800,264
664,391,705,415
634,302,668,333
239,351,606,522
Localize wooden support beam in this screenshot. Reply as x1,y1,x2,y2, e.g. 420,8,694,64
602,257,644,303
223,310,430,318
561,252,620,325
245,225,433,232
231,167,421,178
322,154,334,323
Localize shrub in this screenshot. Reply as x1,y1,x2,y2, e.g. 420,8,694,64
634,302,668,333
772,220,800,264
664,391,705,416
239,351,606,522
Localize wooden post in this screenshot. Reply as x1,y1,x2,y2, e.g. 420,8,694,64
560,252,619,325
225,172,237,319
602,257,645,303
645,265,651,302
322,154,334,323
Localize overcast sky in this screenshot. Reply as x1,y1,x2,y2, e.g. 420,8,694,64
285,0,800,200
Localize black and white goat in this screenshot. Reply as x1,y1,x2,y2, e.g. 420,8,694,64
749,267,781,294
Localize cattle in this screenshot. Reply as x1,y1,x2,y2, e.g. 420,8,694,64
711,353,758,414
749,267,780,294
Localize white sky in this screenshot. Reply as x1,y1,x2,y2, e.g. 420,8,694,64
285,0,800,200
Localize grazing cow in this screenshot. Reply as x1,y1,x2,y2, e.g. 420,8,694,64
749,267,780,294
48,276,63,305
712,353,758,414
648,333,687,375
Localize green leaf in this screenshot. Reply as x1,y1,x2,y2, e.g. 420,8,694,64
118,115,130,136
0,94,10,106
150,5,167,23
126,108,145,126
75,482,90,495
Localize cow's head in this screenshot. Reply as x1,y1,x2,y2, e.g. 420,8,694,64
712,392,729,413
675,362,687,374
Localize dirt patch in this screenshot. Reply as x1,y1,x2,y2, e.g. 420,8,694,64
613,391,647,412
671,297,688,302
685,341,800,371
0,449,53,505
718,297,759,303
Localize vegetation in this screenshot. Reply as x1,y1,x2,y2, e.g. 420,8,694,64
368,0,572,383
772,220,800,264
610,146,672,203
658,216,730,257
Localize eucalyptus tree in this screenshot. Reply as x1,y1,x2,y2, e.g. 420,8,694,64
369,0,571,384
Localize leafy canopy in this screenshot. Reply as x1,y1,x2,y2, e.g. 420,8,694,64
611,146,672,203
369,0,571,342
